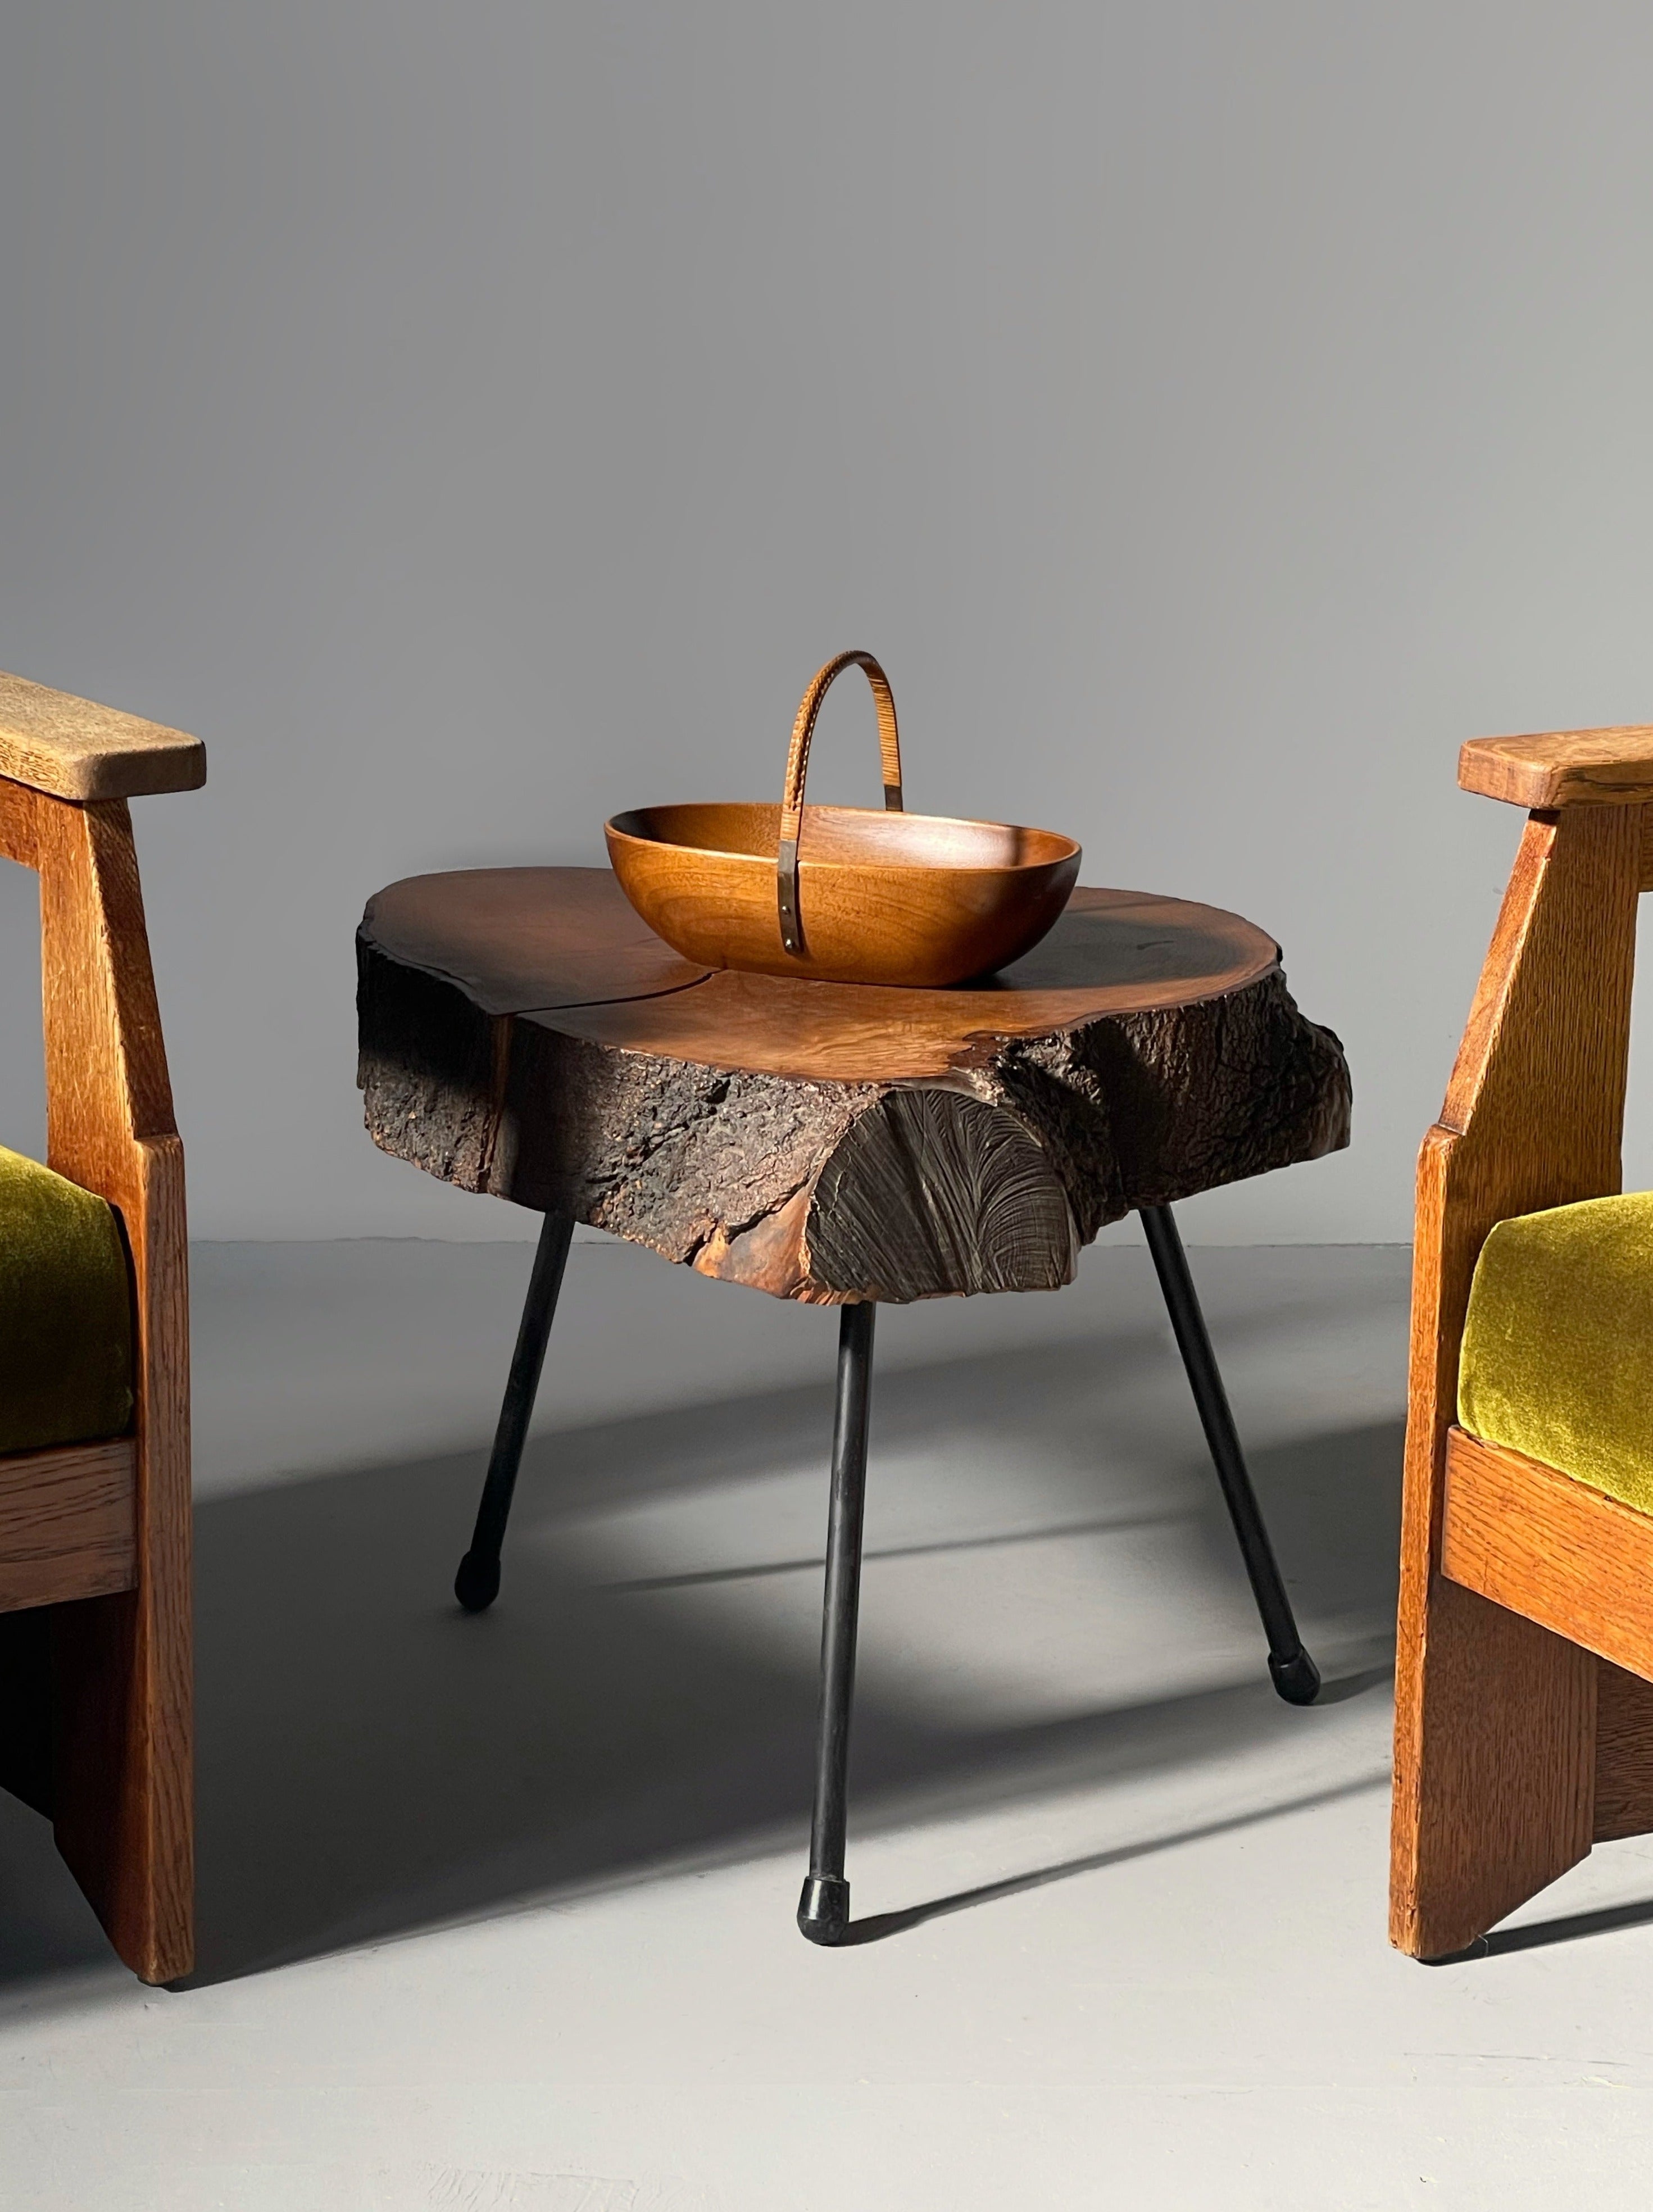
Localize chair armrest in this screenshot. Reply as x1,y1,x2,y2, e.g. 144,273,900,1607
1460,726,1653,809
0,670,204,802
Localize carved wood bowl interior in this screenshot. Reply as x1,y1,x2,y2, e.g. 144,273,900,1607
605,800,1082,988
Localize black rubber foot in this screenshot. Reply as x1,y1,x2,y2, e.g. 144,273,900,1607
1268,1647,1322,1706
797,1874,851,1945
455,1550,501,1613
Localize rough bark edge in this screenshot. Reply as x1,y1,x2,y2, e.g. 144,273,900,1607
358,934,1352,1301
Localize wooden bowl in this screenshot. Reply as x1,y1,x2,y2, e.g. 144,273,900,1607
607,801,1081,988
605,651,1082,988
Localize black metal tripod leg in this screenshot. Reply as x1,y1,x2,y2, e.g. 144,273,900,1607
798,1300,877,1945
1139,1205,1320,1705
455,1210,575,1614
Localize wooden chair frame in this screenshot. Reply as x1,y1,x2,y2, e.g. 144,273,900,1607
0,671,203,1984
1392,726,1653,1959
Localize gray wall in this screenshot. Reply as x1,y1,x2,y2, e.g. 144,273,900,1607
4,1,1653,1243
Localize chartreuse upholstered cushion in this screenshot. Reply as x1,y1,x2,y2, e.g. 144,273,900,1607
0,1143,133,1455
1459,1191,1653,1517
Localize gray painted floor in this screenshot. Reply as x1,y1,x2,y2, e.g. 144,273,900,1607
4,1237,1653,2208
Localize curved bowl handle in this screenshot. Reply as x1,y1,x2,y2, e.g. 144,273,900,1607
777,650,903,959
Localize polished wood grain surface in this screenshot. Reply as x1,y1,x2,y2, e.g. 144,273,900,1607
366,870,1279,1070
364,867,709,1015
541,883,1280,1082
0,1439,137,1613
1390,800,1642,1959
1443,1427,1653,1686
0,669,204,802
1460,725,1653,809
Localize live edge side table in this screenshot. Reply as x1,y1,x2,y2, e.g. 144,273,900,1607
357,866,1351,1944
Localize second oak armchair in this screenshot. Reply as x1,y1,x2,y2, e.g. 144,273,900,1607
1393,723,1653,1961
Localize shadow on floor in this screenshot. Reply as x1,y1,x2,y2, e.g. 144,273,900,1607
841,1771,1388,1945
0,1350,1405,1991
1421,1894,1653,1966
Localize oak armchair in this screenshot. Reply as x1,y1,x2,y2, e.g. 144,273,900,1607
0,670,202,1984
1392,725,1653,1960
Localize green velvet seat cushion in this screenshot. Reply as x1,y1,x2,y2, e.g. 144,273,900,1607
1459,1189,1653,1516
0,1143,133,1455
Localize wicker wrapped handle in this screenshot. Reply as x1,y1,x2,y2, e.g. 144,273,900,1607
777,650,903,958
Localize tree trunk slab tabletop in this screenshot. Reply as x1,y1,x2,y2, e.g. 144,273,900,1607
357,867,1351,1304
